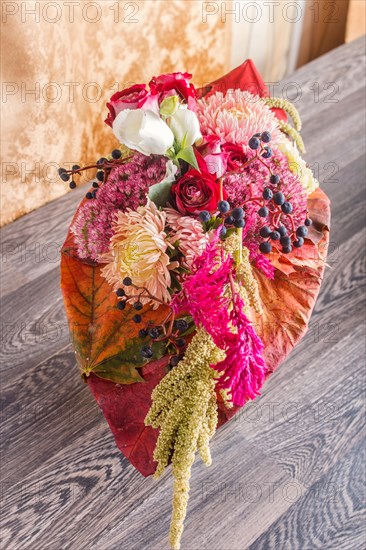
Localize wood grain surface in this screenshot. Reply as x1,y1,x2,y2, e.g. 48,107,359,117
1,36,366,550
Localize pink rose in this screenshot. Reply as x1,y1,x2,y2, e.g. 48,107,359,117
222,142,247,171
105,84,152,127
149,72,197,103
201,141,247,177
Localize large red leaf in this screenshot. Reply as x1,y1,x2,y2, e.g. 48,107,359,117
88,358,170,476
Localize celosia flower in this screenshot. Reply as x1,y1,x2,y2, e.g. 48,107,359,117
245,242,275,280
215,296,267,407
165,208,210,267
172,232,234,349
71,154,167,261
172,237,267,407
100,200,173,307
196,89,282,146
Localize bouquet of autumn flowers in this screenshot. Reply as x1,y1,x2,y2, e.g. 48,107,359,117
60,61,330,549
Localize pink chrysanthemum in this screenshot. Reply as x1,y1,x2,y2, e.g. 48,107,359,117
100,200,173,308
71,153,167,261
165,208,210,268
196,89,282,146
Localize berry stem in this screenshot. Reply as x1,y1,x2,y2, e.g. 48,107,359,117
64,156,133,178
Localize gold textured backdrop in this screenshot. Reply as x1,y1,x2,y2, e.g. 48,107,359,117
1,0,231,225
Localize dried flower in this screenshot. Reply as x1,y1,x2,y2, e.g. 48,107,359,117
145,328,224,550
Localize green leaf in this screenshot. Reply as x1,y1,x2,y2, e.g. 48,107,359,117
93,354,145,384
204,216,222,232
176,146,199,169
148,180,173,207
92,338,167,384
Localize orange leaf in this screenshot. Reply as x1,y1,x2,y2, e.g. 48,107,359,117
60,211,170,384
252,187,331,373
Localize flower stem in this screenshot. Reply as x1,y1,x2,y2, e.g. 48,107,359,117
219,177,223,201
235,227,243,266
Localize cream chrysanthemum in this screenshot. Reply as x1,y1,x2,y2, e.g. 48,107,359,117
165,208,209,268
278,138,319,194
100,199,173,307
197,89,282,146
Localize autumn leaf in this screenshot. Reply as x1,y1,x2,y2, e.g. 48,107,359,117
252,189,330,372
60,212,170,385
88,357,170,476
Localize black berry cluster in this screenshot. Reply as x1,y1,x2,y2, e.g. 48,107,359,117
58,149,129,198
139,316,189,367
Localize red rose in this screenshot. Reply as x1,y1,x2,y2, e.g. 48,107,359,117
105,84,150,127
149,72,196,103
172,167,222,215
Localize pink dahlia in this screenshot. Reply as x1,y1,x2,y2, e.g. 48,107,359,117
196,90,282,146
165,208,210,267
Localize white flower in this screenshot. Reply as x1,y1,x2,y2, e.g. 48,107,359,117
113,108,174,156
161,159,178,184
168,107,202,148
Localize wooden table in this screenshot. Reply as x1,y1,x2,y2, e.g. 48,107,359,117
1,36,365,549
